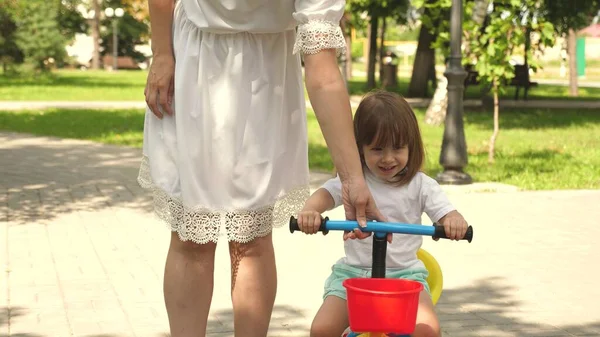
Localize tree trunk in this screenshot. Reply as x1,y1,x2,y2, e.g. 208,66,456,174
472,0,489,25
408,23,436,97
90,0,101,70
568,28,578,97
366,14,379,90
379,17,386,84
425,1,488,126
488,82,500,163
424,76,448,126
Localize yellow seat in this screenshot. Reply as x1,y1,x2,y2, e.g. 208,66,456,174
417,248,443,305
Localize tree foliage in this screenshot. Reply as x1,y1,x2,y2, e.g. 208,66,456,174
14,0,67,71
347,0,411,24
100,0,149,63
543,0,599,35
57,0,88,42
466,0,555,89
465,0,555,162
0,0,23,72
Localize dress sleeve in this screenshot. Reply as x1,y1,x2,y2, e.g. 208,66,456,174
292,0,347,56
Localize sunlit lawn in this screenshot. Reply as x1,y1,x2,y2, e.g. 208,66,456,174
2,69,600,101
0,70,147,101
347,77,600,101
2,106,599,190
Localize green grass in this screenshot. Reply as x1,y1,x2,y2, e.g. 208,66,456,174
0,70,147,101
3,68,600,102
1,106,599,190
0,108,146,146
421,108,600,190
348,76,600,101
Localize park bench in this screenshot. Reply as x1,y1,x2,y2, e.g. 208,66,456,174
463,64,538,100
509,64,538,100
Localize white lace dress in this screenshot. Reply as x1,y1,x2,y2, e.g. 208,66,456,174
138,0,346,244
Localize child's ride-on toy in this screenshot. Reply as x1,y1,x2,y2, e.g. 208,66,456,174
290,217,473,337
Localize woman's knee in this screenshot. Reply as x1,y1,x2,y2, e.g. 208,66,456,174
169,232,216,259
228,233,274,258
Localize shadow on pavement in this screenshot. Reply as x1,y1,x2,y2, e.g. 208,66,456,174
438,277,600,336
0,306,43,337
209,304,309,336
1,305,307,337
1,132,153,225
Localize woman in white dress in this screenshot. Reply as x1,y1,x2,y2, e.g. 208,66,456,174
141,0,385,336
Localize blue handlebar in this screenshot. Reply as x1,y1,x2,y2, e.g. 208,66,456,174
289,216,473,242
322,220,436,236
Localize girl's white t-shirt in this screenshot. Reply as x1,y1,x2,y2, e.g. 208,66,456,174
322,171,456,270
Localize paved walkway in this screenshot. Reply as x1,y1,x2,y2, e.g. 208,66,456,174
1,131,600,337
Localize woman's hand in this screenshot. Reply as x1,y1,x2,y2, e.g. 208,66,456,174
145,54,175,119
341,176,390,242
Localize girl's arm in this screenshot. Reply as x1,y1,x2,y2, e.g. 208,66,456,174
301,188,336,213
297,188,335,235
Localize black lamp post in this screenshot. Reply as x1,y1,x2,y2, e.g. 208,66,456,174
436,0,472,185
104,7,124,71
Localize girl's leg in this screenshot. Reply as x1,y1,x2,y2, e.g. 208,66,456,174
311,296,349,337
229,233,277,337
412,291,441,337
163,232,217,337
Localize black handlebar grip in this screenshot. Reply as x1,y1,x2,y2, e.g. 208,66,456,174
433,225,473,243
289,216,329,235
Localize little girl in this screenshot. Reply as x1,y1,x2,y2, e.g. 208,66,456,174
297,90,469,337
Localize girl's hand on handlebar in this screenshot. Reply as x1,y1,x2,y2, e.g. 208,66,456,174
297,210,325,235
436,210,468,241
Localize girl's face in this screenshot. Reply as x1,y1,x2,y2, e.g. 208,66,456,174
362,140,409,181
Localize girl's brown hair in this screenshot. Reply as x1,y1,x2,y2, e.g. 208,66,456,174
353,90,425,186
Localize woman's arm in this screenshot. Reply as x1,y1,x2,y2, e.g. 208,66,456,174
145,0,175,118
148,0,175,58
303,50,362,184
303,50,385,228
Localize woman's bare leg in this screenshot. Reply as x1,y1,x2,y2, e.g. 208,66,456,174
163,232,217,337
229,233,277,337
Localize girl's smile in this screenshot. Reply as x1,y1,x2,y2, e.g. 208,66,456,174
363,143,409,181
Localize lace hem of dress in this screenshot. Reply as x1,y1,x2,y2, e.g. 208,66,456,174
137,156,310,244
293,19,346,56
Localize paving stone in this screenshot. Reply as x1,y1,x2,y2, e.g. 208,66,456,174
2,131,600,337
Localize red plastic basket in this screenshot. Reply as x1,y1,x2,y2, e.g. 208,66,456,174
343,278,423,334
